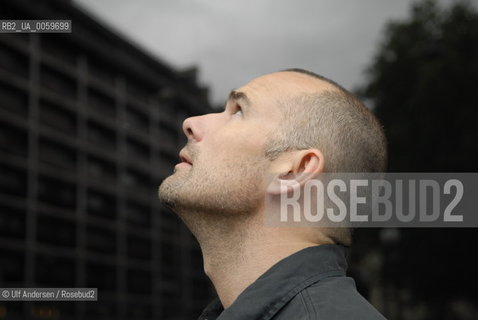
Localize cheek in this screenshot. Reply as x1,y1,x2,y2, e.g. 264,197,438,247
210,130,266,161
200,118,276,167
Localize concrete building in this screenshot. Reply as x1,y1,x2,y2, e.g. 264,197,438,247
0,0,213,319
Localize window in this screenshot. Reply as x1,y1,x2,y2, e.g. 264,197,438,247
126,137,150,161
161,262,181,315
158,121,179,152
160,209,182,238
0,122,27,157
87,189,116,220
38,138,76,170
125,200,151,228
37,175,76,209
0,204,26,239
40,65,76,100
85,299,116,319
0,248,24,286
126,302,152,319
127,234,151,261
156,150,177,177
160,240,178,266
86,155,116,182
35,255,75,286
37,214,76,248
87,88,116,118
88,60,116,87
126,81,151,105
122,168,150,190
41,36,78,66
39,100,76,135
127,269,152,294
0,164,26,197
0,82,28,117
0,42,28,78
85,262,116,291
87,120,116,150
86,224,116,255
125,105,149,134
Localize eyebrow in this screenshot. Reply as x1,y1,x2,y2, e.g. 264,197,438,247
224,90,251,109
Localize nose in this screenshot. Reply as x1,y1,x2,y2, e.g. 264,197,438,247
182,112,223,142
182,115,205,142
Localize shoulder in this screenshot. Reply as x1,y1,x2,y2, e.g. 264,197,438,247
274,276,387,320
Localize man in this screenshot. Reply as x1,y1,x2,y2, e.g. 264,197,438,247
159,69,387,319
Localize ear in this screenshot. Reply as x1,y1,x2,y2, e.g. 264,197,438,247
266,149,325,195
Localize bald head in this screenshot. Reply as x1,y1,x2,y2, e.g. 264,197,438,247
265,68,387,173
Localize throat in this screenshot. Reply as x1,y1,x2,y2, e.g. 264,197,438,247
201,230,320,309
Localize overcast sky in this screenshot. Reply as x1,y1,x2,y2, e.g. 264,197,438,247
72,0,455,106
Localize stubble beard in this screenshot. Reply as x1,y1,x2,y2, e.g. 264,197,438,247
159,156,265,215
159,154,272,274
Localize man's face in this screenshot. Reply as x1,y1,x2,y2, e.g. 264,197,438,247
158,73,294,215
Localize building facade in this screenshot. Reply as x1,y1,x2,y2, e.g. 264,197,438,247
0,0,213,319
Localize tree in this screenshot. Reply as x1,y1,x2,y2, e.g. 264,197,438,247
355,1,478,319
361,0,478,172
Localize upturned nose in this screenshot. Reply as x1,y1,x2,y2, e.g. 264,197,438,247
182,115,206,142
182,112,222,142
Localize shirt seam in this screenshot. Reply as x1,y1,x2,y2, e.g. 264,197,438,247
302,289,320,320
299,291,312,320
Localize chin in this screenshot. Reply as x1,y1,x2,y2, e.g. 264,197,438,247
158,176,180,207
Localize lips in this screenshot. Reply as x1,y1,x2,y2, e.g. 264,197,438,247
179,150,193,165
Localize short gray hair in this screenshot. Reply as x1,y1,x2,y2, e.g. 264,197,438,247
265,70,387,173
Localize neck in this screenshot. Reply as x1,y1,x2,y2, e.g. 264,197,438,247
183,211,325,309
205,238,319,308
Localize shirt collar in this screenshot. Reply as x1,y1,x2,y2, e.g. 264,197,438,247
198,244,348,320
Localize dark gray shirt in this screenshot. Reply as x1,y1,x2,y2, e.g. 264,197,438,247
197,244,386,320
